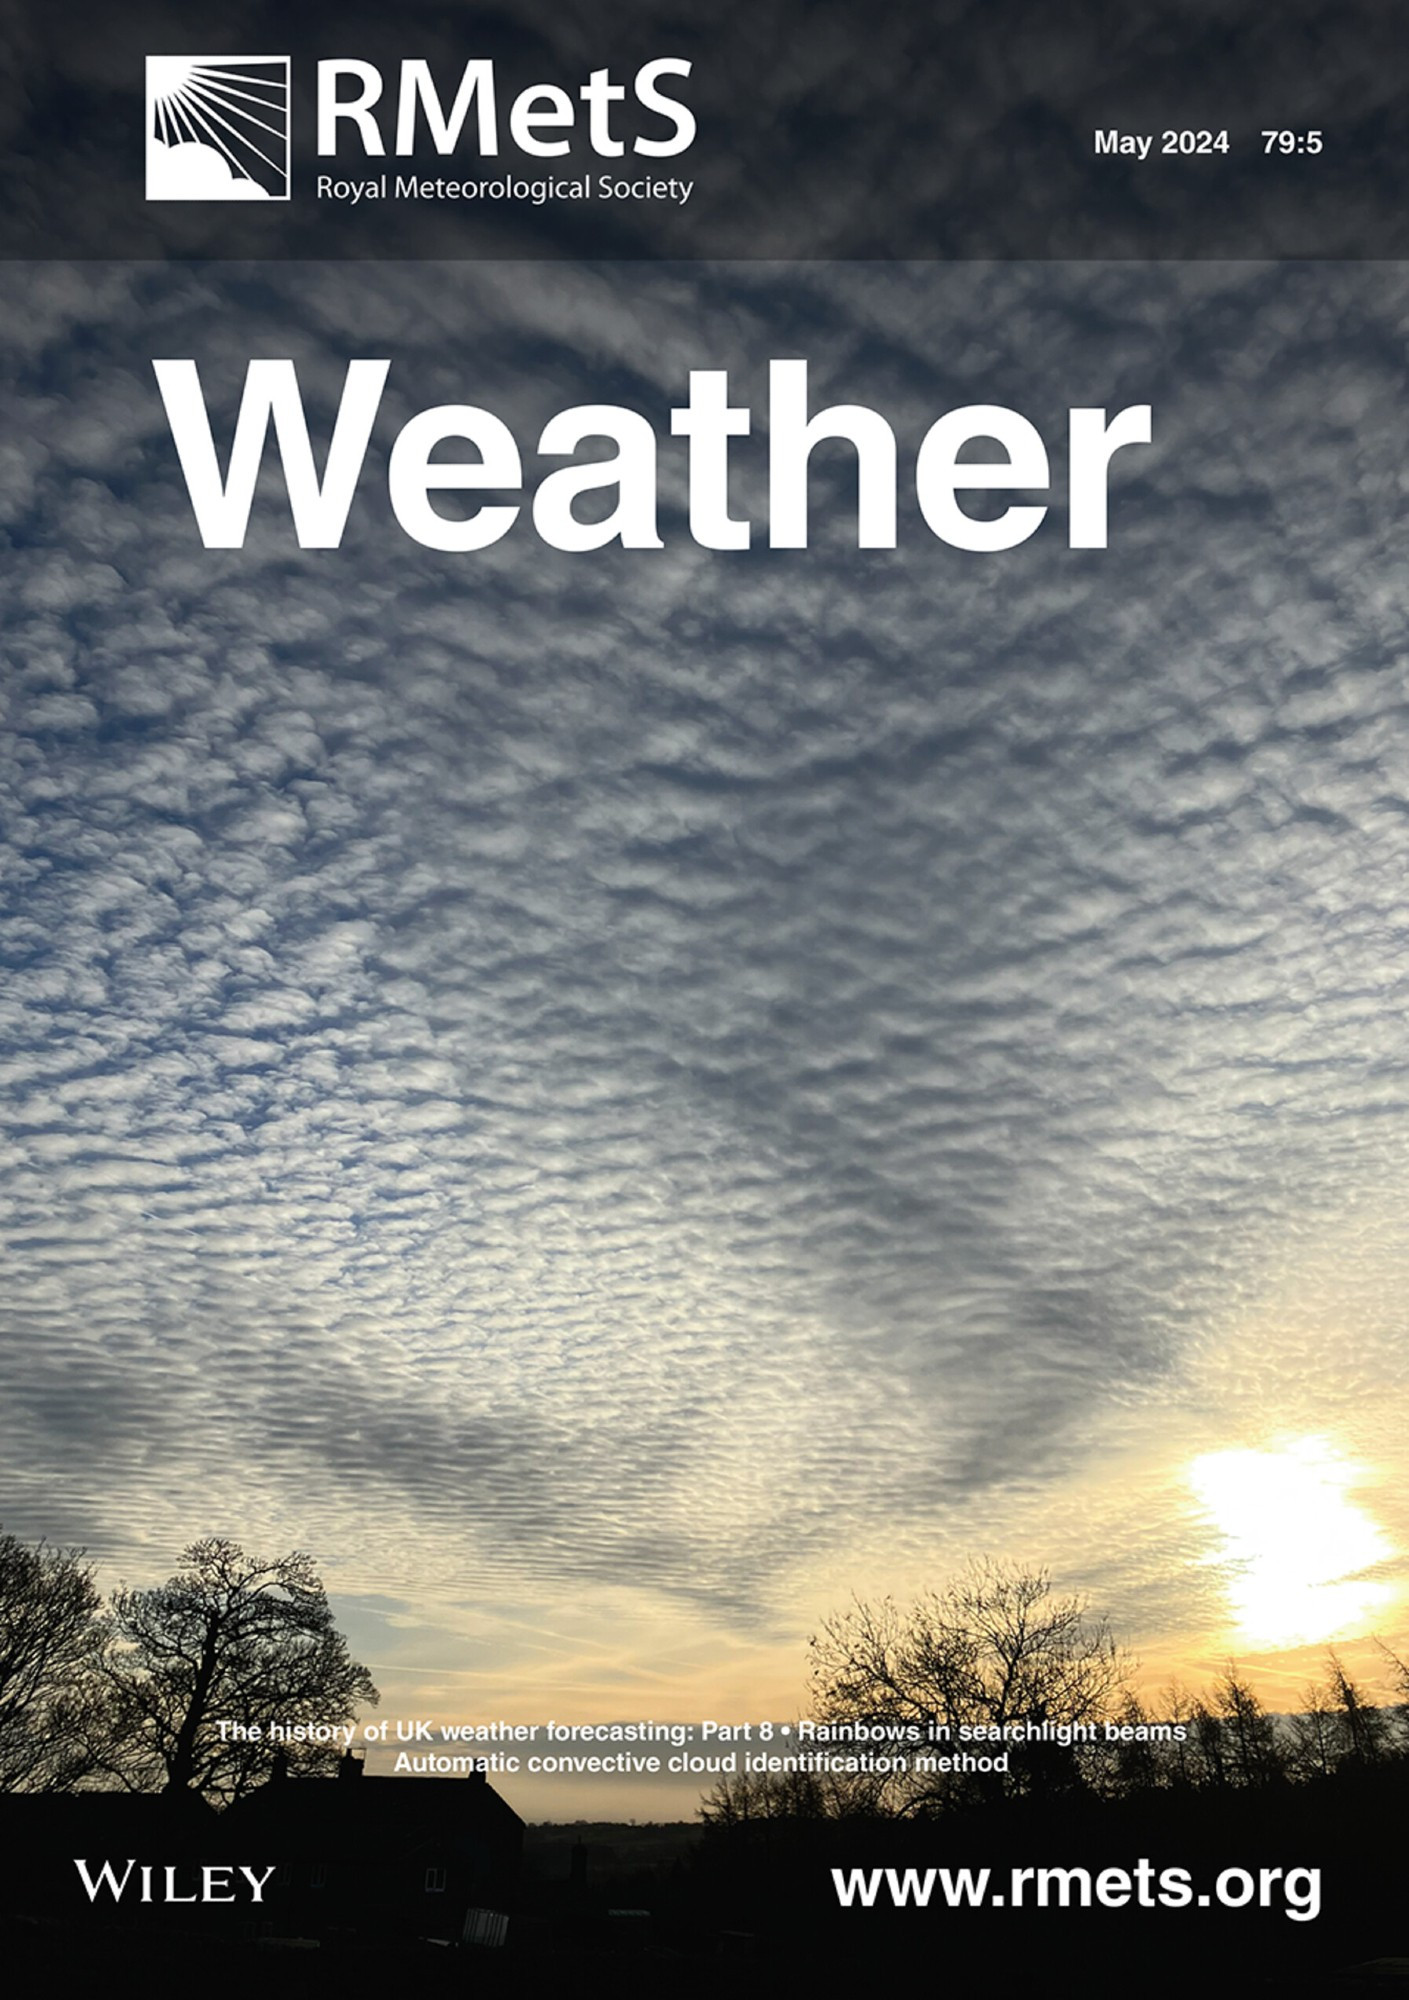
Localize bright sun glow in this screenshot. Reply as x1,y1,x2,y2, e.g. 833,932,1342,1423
1189,1435,1395,1650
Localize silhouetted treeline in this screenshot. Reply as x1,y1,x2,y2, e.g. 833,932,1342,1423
704,1654,1409,1827
706,1562,1409,1822
0,1532,375,1799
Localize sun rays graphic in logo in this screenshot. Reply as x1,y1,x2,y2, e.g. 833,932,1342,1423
146,57,291,201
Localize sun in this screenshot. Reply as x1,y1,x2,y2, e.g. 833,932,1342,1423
148,58,198,99
1189,1435,1395,1651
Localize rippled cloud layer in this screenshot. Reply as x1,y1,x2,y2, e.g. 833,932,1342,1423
3,262,1409,1692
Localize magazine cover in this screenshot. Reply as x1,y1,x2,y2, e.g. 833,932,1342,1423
3,2,1408,1991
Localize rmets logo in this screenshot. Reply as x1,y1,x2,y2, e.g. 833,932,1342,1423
146,57,291,201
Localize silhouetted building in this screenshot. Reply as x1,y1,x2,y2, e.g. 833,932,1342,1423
225,1753,522,1948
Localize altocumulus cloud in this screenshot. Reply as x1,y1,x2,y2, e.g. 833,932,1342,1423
3,260,1409,1646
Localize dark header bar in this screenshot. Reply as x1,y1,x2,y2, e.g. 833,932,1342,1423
3,0,1406,259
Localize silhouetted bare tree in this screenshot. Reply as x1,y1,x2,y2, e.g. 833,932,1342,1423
700,1762,832,1827
0,1532,108,1791
1373,1638,1409,1741
1211,1665,1284,1787
1284,1678,1342,1781
807,1560,1128,1811
1325,1650,1393,1766
103,1538,377,1800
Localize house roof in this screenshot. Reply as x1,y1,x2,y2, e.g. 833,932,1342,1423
225,1770,523,1858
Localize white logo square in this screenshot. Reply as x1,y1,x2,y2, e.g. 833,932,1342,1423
146,57,291,201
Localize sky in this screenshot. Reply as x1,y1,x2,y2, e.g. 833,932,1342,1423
4,255,1409,1815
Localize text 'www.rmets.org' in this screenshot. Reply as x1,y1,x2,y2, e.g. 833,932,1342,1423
831,1861,1320,1921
